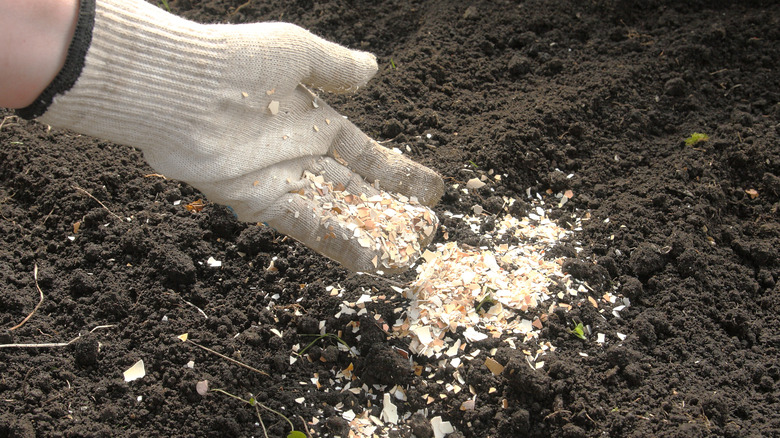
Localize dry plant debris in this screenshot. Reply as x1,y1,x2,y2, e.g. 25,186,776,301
295,171,438,271
8,264,44,331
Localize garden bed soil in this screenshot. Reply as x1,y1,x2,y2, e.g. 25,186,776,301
1,0,779,437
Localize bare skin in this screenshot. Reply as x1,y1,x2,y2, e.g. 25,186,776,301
0,0,79,108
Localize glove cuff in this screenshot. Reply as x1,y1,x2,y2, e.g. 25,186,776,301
16,0,96,120
25,0,225,158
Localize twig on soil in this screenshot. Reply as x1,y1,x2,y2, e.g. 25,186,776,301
182,337,268,376
298,415,312,438
8,265,44,331
73,185,123,221
724,83,743,96
183,299,209,319
40,207,56,227
544,409,573,421
0,115,19,131
143,173,167,179
0,325,115,349
0,190,15,205
228,0,252,17
167,292,209,318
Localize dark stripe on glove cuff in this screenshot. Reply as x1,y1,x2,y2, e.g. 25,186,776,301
16,0,96,120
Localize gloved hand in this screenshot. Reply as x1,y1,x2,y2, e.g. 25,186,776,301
20,0,444,273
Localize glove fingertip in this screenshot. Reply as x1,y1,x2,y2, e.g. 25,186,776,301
307,47,378,93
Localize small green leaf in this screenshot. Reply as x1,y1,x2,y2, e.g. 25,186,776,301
248,397,256,406
475,292,495,313
287,431,307,438
685,132,709,146
570,322,586,340
390,58,397,69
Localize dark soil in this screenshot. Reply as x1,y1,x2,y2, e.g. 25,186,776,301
2,0,779,437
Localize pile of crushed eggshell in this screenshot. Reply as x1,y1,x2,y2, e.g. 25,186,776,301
295,171,438,272
282,174,632,437
178,170,630,437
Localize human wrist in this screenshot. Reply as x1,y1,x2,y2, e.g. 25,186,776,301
14,0,92,118
26,0,226,154
0,0,80,109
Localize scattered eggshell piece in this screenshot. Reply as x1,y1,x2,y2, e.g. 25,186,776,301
484,357,504,376
466,178,486,189
380,393,398,424
196,380,209,396
123,360,146,382
431,416,455,438
460,398,476,411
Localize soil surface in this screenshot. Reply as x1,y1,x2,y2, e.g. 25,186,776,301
2,0,779,437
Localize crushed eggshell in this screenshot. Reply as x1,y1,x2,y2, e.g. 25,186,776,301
466,178,486,189
294,171,438,271
196,380,209,396
268,100,280,115
484,357,505,376
460,397,476,411
390,198,599,359
342,410,356,421
431,416,455,438
123,359,146,382
380,393,398,424
311,191,621,437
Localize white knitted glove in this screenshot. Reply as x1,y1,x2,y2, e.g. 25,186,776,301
20,0,444,273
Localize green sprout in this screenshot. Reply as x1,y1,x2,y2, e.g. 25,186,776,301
298,333,354,357
685,132,709,146
211,389,306,438
159,0,171,11
390,58,397,69
468,160,479,169
570,322,586,340
475,292,496,313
